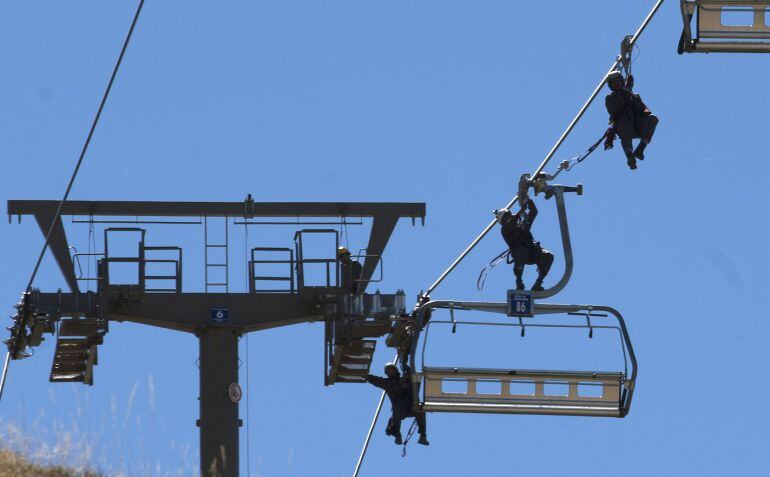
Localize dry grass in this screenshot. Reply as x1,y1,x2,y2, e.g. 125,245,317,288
0,378,200,476
0,448,101,477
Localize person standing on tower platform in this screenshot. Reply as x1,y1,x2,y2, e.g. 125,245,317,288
337,247,362,293
604,71,659,171
496,198,554,291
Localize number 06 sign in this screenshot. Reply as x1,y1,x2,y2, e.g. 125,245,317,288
507,290,534,317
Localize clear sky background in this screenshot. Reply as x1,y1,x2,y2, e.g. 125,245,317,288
1,1,769,476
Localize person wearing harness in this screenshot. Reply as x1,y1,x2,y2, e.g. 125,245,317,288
337,246,362,293
365,364,429,446
496,198,554,291
604,71,659,171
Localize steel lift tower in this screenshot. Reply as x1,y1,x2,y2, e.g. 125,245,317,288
4,197,425,477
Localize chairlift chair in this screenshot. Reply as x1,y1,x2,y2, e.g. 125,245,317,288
409,301,637,418
679,1,770,53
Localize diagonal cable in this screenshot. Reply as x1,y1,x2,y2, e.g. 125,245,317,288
1,0,145,403
425,0,665,296
24,0,145,293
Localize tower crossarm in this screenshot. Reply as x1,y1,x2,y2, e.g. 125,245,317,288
7,199,426,295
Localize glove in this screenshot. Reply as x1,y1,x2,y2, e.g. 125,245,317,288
604,130,616,150
625,74,634,90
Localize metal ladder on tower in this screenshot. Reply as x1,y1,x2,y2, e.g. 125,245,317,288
204,216,229,293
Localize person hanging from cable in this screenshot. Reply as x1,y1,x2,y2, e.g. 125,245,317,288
365,363,429,447
495,184,554,291
603,70,659,171
337,247,362,293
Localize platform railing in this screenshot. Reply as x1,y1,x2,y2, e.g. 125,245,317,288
249,247,295,293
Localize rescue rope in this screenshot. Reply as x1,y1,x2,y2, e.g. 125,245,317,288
561,129,612,173
401,419,418,457
476,249,510,291
0,0,146,403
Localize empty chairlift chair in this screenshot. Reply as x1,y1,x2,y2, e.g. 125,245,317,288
679,1,770,53
409,301,637,418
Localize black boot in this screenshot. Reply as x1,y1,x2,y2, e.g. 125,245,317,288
516,279,525,291
394,433,403,445
633,142,647,160
624,151,637,170
418,434,430,446
531,278,544,292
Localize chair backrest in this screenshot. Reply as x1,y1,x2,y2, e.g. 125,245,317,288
420,367,626,417
698,1,770,39
681,1,770,52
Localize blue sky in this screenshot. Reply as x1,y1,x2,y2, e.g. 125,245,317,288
1,1,769,476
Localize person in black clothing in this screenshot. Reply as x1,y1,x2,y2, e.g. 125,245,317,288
496,199,554,291
337,247,362,294
365,364,429,446
604,70,659,170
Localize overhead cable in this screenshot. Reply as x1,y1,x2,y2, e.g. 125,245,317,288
425,0,666,297
352,354,398,477
1,0,145,403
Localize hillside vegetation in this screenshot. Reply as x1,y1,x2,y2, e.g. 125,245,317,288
0,449,101,477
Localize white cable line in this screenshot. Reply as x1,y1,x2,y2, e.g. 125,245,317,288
1,0,146,402
356,0,667,474
425,0,665,297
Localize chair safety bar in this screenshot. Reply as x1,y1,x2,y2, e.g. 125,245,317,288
409,300,637,418
420,367,625,417
680,1,770,53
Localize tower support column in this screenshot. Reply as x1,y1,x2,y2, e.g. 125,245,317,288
199,327,240,477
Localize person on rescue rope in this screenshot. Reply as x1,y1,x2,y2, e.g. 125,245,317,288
337,246,362,294
496,198,554,291
365,364,429,446
604,70,659,171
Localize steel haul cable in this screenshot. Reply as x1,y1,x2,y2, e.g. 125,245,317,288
424,0,665,298
353,1,666,475
0,0,146,402
353,353,398,477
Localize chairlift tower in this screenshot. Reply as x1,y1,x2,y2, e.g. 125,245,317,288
4,197,425,477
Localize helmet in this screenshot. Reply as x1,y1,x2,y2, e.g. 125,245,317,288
494,208,512,225
337,246,351,257
384,363,399,375
607,71,624,85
